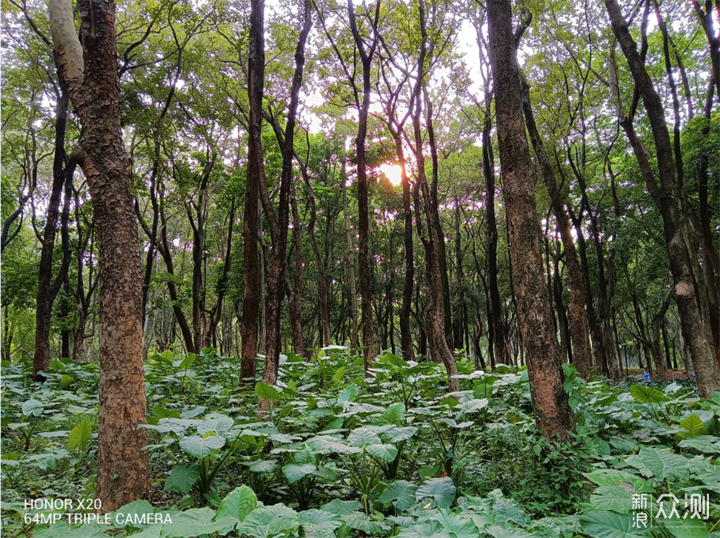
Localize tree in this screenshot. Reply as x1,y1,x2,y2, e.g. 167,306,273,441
487,0,575,440
49,0,149,511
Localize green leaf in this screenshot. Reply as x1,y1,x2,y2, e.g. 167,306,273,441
282,463,316,484
427,510,478,538
379,480,418,511
321,499,363,515
337,383,358,403
67,420,91,452
332,366,345,382
347,427,382,447
197,413,233,435
679,414,706,439
377,402,405,426
179,434,225,459
216,484,257,522
366,443,399,462
580,511,646,538
662,515,709,538
22,398,44,417
164,464,200,493
178,354,196,369
630,385,668,404
415,477,456,509
342,512,390,533
247,459,278,473
255,382,282,400
110,500,156,529
679,436,720,454
161,507,236,537
484,525,534,538
590,486,634,514
490,491,528,526
32,522,106,538
639,447,691,480
60,375,75,388
153,406,181,419
236,504,299,538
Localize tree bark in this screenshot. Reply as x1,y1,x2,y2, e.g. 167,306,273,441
50,0,148,511
487,0,574,440
347,0,380,370
521,82,592,380
32,83,74,381
341,153,359,350
606,0,720,397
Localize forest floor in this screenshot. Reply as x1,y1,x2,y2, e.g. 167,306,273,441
1,349,718,538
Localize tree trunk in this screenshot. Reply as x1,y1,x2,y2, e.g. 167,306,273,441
521,84,592,381
347,0,379,371
289,179,305,358
240,0,265,388
341,154,359,349
487,0,574,440
606,0,720,398
482,111,508,368
50,0,148,510
32,83,74,381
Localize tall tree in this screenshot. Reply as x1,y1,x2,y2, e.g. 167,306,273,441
605,0,720,398
49,0,149,511
487,0,575,440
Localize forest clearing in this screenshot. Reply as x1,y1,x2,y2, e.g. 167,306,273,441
1,0,719,536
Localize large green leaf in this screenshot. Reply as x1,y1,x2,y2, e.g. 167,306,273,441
662,515,709,538
490,491,528,526
415,477,456,509
197,413,233,435
160,507,236,537
164,464,200,494
179,434,225,459
366,443,399,462
22,398,44,417
678,436,720,454
580,511,645,538
630,385,668,404
255,382,282,400
484,525,534,538
347,427,382,447
110,500,156,529
377,402,405,426
282,463,316,484
67,420,91,452
298,509,343,538
639,447,691,480
236,504,299,538
337,383,358,403
379,480,418,511
428,509,478,538
32,523,106,538
216,484,257,522
321,499,363,515
590,486,634,514
678,414,706,439
342,512,390,533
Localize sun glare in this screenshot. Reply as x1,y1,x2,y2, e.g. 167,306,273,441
379,164,403,186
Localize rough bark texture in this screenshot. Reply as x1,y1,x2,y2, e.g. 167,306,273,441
240,0,265,388
49,0,149,511
289,180,305,358
521,83,591,381
487,0,575,440
606,0,720,398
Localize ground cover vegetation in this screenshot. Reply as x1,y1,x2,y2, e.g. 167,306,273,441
2,348,719,538
1,0,719,535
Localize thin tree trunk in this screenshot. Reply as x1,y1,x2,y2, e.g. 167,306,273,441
289,179,305,358
341,152,359,350
482,108,508,368
487,0,575,441
32,83,74,381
